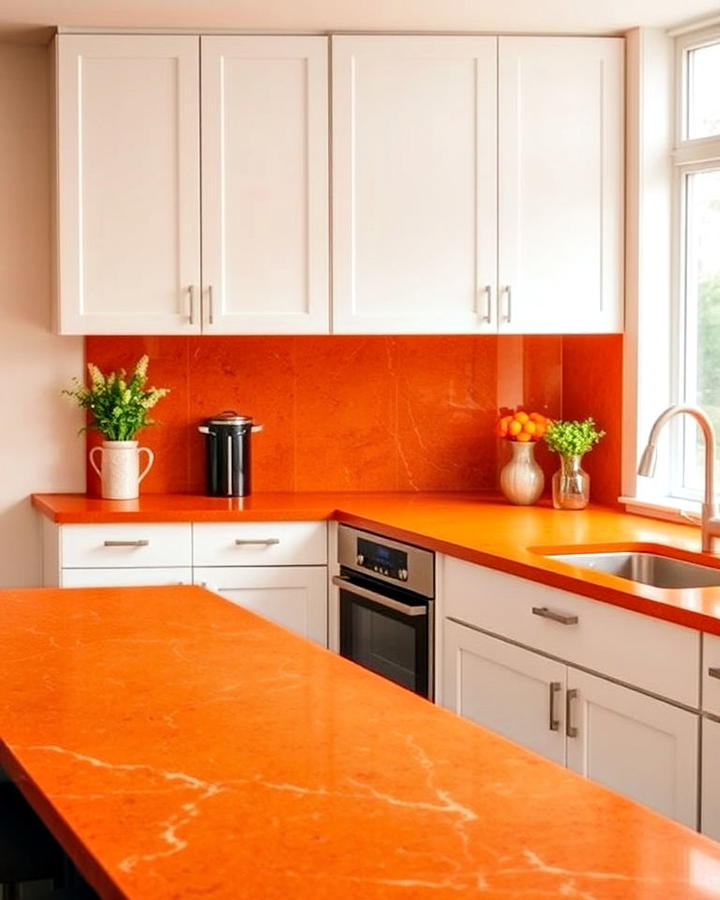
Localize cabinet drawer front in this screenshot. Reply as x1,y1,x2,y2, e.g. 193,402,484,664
193,521,327,566
444,556,699,708
61,568,192,588
703,633,720,716
60,523,192,568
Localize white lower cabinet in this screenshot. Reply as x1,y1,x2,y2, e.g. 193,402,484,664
42,520,329,647
194,565,327,646
443,616,699,828
702,717,720,841
444,620,566,764
566,668,698,828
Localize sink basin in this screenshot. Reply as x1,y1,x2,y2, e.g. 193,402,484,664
545,551,720,590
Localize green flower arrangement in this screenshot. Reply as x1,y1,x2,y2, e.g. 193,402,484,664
64,355,169,441
544,417,605,456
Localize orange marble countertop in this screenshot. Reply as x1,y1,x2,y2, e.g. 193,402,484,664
3,583,720,899
32,491,720,636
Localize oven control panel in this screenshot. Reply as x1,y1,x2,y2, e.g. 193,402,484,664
356,538,408,581
337,525,435,599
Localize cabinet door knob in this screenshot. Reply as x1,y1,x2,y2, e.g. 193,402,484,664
709,667,720,680
548,681,561,732
532,606,578,626
566,688,579,738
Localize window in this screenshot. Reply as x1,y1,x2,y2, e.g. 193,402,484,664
671,30,720,502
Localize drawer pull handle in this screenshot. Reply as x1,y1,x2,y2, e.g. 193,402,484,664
709,667,720,680
103,540,149,548
566,688,578,738
548,681,561,732
532,606,578,626
234,538,280,546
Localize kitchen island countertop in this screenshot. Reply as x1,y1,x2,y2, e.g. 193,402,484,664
3,582,720,899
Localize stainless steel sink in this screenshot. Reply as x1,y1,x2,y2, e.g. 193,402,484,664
545,551,720,590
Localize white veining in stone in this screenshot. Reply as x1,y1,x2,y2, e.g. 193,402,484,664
494,848,689,890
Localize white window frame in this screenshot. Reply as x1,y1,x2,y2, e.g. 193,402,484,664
622,26,720,523
671,30,720,502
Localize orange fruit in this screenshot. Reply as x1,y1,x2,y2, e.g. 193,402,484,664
508,420,522,436
516,431,532,441
529,412,545,423
523,420,537,436
534,422,546,438
496,415,512,438
514,411,529,424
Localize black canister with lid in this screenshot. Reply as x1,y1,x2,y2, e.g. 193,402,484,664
198,411,262,497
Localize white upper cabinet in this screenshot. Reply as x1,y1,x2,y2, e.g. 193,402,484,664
498,37,624,334
55,32,622,336
54,34,329,335
55,35,202,334
332,35,624,334
201,37,328,334
332,36,497,334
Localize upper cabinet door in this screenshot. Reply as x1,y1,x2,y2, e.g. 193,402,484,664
55,35,201,334
332,36,498,334
201,36,329,334
498,37,624,334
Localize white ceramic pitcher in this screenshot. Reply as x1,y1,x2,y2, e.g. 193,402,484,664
89,440,154,500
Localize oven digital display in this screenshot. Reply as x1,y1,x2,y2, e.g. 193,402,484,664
357,537,407,578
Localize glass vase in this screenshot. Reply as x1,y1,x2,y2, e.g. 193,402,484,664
500,441,544,506
552,454,590,510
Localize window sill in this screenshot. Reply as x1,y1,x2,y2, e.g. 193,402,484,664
619,495,701,526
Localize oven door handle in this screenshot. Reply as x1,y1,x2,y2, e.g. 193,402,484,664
331,575,427,617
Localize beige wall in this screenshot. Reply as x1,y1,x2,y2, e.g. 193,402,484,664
0,43,83,586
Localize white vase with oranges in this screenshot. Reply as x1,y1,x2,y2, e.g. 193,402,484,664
497,411,549,506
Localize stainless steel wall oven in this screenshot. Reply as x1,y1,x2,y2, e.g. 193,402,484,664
333,525,435,699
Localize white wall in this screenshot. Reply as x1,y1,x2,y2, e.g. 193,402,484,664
0,43,84,587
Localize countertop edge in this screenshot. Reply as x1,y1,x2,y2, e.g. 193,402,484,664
32,492,720,638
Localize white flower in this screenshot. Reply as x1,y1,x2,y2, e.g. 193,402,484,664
133,355,149,381
87,363,105,388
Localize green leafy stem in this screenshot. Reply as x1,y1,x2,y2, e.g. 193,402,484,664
63,355,169,442
544,417,605,456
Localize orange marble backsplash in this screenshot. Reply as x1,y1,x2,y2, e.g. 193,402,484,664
84,335,622,502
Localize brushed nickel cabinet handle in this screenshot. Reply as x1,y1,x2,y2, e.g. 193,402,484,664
103,540,149,548
532,606,579,626
187,285,197,324
548,681,561,732
709,667,720,680
234,538,280,546
566,688,578,738
475,285,492,323
502,285,512,323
